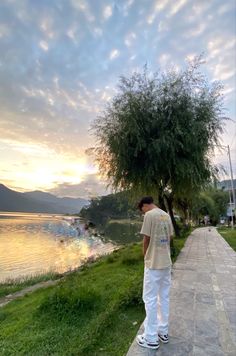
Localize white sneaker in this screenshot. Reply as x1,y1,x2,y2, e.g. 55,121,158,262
158,333,169,343
136,334,160,350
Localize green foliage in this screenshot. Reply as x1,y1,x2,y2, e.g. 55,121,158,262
171,224,192,261
118,278,143,306
105,255,116,263
80,191,138,225
218,227,236,251
92,57,226,235
38,284,101,318
0,243,146,355
0,311,8,322
191,187,228,225
120,247,143,266
0,230,190,355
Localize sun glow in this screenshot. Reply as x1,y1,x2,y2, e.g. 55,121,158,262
0,139,95,193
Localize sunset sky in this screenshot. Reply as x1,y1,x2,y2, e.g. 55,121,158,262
0,0,235,199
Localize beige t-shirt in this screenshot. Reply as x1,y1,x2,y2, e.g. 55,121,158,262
140,208,174,269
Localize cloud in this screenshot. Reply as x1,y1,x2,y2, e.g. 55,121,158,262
217,3,234,15
147,13,156,25
214,67,235,81
155,0,170,12
109,49,120,60
39,40,49,51
103,5,112,20
122,0,134,16
93,27,103,37
0,0,235,192
158,20,168,32
70,0,95,22
207,37,236,59
0,138,53,157
67,25,79,43
184,23,206,38
158,53,171,68
146,0,170,24
168,0,187,17
206,36,236,101
0,136,95,192
0,23,11,38
124,32,136,47
48,174,111,198
39,16,55,39
129,54,136,61
191,2,211,16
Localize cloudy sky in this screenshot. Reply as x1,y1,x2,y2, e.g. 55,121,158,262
0,0,235,198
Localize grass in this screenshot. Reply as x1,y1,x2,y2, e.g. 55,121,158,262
0,229,190,356
107,219,142,225
170,225,192,263
0,272,62,299
218,227,236,251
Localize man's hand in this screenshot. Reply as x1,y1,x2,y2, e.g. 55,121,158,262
143,235,150,256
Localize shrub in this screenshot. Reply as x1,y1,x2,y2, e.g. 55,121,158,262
119,279,143,307
106,255,116,263
120,249,143,265
38,284,101,318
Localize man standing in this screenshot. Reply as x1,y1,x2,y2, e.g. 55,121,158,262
136,196,174,350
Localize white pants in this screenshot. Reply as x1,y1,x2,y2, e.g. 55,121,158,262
143,266,171,342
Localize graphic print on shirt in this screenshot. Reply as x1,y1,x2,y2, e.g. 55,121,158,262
154,215,169,247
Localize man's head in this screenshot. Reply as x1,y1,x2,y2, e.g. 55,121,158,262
138,196,155,213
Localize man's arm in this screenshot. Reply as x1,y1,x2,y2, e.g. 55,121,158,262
170,233,174,247
143,235,150,256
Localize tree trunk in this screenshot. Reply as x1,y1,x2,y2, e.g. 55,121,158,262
158,194,167,212
157,185,167,212
164,194,180,237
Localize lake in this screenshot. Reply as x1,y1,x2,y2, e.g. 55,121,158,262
0,212,114,282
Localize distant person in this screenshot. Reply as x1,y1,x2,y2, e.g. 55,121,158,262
76,226,82,236
83,222,92,237
136,196,174,350
220,217,225,225
204,215,209,226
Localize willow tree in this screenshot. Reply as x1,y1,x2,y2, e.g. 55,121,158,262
92,58,226,235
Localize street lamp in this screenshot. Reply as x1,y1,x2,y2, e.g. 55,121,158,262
217,144,235,228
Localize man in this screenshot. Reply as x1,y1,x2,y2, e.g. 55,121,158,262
136,196,174,350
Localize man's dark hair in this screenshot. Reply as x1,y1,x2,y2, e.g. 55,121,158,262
138,196,154,210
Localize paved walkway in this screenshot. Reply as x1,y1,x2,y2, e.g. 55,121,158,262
127,227,236,356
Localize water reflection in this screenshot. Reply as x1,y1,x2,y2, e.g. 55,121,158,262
103,221,142,244
0,212,114,282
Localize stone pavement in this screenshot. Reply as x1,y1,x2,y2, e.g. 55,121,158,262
127,227,236,356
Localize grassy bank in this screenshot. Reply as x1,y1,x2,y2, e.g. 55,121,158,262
0,230,190,356
171,226,192,263
0,272,62,299
218,227,236,251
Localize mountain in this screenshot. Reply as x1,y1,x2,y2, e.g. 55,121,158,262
0,184,89,214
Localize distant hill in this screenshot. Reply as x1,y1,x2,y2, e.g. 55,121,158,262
0,184,89,214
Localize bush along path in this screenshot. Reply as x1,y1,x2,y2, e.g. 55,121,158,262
127,227,236,356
